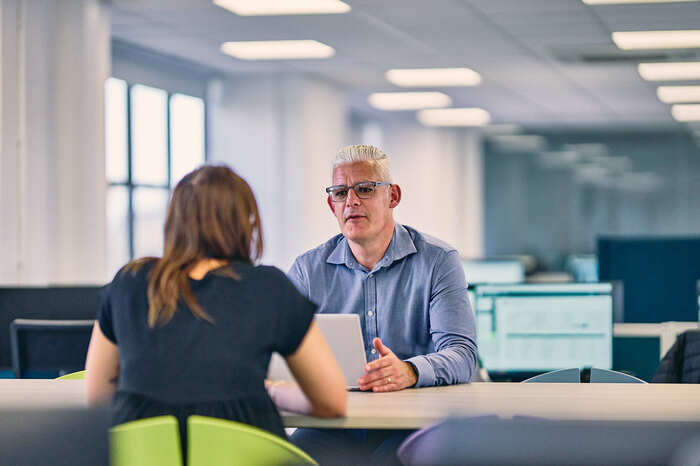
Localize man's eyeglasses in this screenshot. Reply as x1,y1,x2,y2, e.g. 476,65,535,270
325,181,391,202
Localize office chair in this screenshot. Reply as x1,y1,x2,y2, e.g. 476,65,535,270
0,407,110,465
55,370,86,380
587,368,646,384
521,368,580,383
10,319,94,378
111,416,183,466
397,416,500,465
187,415,317,465
418,417,700,465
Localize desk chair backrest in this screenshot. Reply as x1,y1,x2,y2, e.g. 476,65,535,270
55,370,86,380
0,407,110,465
10,318,94,378
187,415,317,466
397,416,500,465
522,368,580,383
428,417,700,465
110,415,183,466
588,367,646,383
522,368,645,384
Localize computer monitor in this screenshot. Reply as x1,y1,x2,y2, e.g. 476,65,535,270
598,237,700,323
10,319,95,378
0,286,102,370
474,283,613,372
461,259,524,285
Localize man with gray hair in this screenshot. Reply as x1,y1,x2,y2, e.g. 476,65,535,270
287,144,477,465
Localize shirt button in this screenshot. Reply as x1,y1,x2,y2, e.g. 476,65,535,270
368,311,374,317
368,274,373,278
371,349,377,354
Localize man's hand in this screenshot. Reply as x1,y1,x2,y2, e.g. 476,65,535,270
357,338,418,392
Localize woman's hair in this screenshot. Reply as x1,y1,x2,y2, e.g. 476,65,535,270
127,164,263,327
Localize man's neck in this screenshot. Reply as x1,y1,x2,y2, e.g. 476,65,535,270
347,223,395,270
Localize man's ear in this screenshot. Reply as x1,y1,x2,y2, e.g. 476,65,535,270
389,184,401,208
327,196,336,214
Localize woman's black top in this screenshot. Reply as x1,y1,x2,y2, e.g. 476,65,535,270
98,261,316,441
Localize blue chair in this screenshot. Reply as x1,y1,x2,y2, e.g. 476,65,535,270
397,416,499,465
522,368,580,383
410,417,700,465
589,367,646,384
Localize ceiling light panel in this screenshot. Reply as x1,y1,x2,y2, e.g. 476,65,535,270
657,85,700,103
613,30,700,50
417,108,490,127
671,104,700,121
583,0,698,4
213,0,350,16
368,92,451,111
385,68,482,87
638,62,700,81
220,40,335,60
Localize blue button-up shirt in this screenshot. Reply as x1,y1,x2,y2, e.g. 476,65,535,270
288,223,477,387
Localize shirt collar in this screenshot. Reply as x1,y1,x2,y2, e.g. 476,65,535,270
326,223,418,271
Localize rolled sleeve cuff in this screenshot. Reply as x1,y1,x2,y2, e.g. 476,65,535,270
405,355,435,387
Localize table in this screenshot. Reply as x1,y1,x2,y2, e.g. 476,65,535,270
0,380,87,408
3,380,700,429
284,382,700,429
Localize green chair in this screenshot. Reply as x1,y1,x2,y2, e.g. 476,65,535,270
55,370,86,380
187,415,317,466
111,415,183,466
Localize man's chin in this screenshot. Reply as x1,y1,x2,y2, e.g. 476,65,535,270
342,228,370,242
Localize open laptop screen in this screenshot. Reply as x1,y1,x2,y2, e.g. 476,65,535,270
267,314,367,389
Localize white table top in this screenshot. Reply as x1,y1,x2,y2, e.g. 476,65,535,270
3,380,700,429
284,382,700,429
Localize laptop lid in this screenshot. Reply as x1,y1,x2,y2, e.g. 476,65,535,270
267,313,367,389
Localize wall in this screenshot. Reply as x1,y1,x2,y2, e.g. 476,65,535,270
0,0,110,285
381,124,484,258
207,77,486,269
483,130,700,270
207,74,347,270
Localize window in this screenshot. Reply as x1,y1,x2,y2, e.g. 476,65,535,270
105,78,206,278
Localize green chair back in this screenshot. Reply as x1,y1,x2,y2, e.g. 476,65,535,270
55,370,86,380
187,415,317,466
111,415,183,466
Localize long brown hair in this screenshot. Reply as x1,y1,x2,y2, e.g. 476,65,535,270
127,165,263,327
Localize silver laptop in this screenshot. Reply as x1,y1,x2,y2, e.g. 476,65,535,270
267,314,367,390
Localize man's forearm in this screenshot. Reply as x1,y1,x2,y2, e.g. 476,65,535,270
406,340,477,387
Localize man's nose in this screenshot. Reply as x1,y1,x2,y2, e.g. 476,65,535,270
345,187,361,206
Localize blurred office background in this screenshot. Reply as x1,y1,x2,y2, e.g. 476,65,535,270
2,0,700,306
3,0,700,382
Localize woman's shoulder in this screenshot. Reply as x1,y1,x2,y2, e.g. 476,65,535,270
109,258,156,289
234,263,288,282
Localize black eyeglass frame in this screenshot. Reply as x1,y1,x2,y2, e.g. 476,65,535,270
325,181,392,202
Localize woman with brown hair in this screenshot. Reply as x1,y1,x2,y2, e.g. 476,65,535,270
85,165,346,442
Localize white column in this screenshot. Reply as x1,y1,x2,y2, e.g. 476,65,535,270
207,74,346,270
0,0,110,285
382,124,484,258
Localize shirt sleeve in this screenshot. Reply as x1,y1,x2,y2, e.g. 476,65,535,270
287,256,311,299
97,282,117,344
405,249,478,386
274,268,318,357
